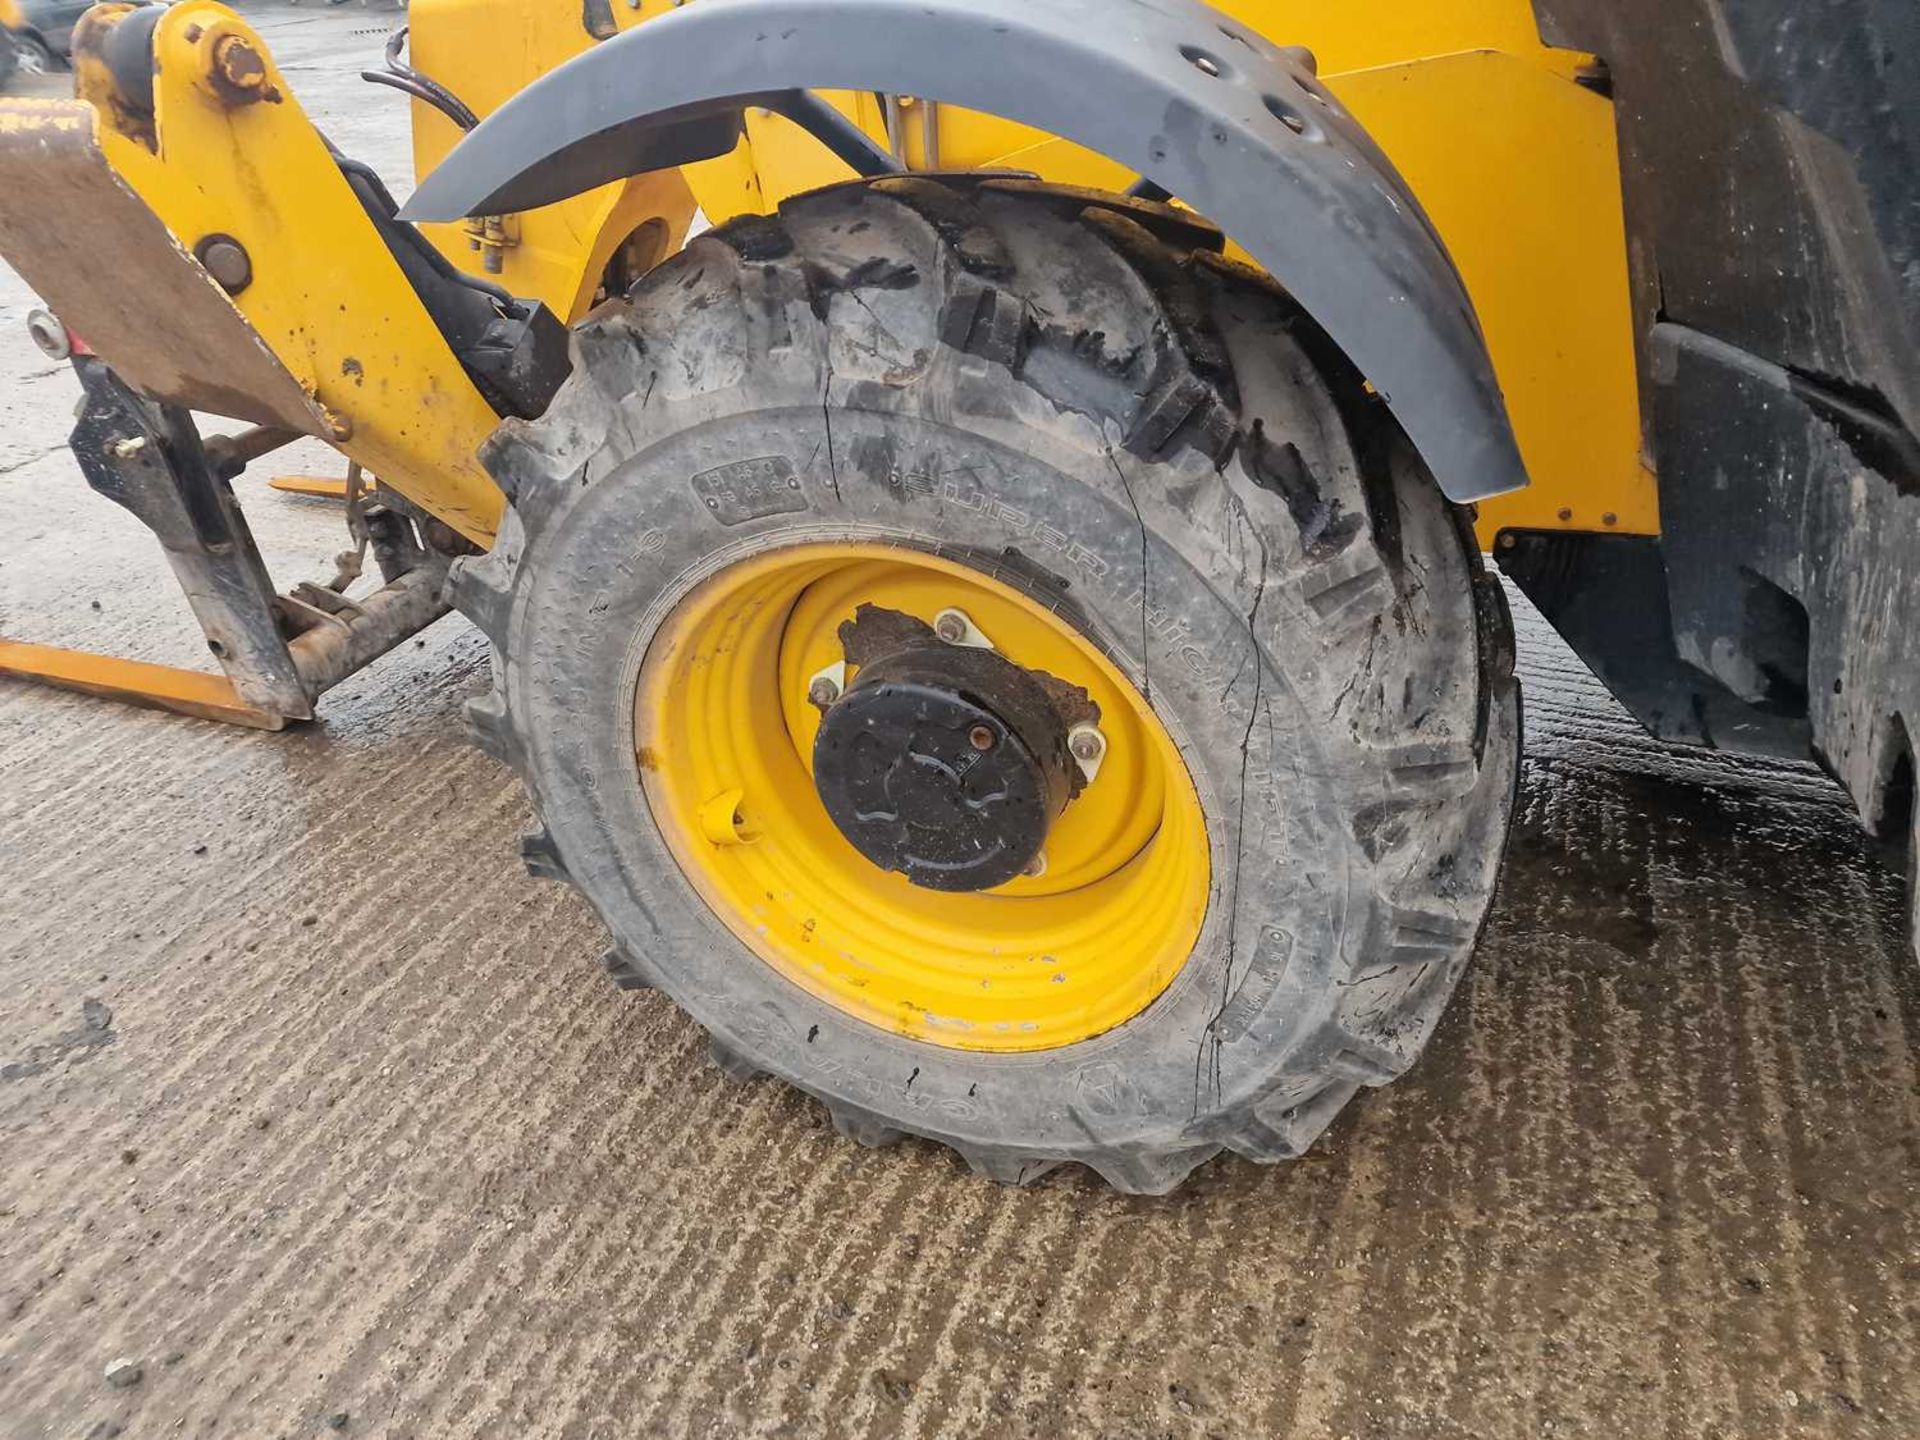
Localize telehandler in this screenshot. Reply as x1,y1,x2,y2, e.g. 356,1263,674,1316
0,0,1912,1191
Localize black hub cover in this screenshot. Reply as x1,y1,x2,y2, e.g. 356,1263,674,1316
812,606,1092,892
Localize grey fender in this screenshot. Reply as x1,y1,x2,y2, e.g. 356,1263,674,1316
402,0,1528,503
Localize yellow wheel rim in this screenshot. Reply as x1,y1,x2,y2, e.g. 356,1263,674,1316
634,543,1210,1052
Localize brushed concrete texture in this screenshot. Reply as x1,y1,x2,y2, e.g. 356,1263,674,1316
0,7,1915,1437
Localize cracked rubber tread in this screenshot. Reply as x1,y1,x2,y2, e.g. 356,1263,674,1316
457,176,1520,1195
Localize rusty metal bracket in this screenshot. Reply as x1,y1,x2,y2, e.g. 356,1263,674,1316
0,361,453,730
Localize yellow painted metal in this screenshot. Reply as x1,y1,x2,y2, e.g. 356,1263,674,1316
0,640,284,729
1333,53,1657,539
1216,0,1573,75
67,2,506,544
406,0,699,321
635,545,1211,1051
0,1,24,31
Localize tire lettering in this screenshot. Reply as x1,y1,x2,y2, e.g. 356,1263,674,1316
1216,926,1295,1045
691,455,808,525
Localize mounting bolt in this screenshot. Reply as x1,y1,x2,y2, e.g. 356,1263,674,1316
933,607,997,649
25,308,70,360
109,436,148,460
1023,851,1048,879
194,235,253,296
806,660,847,709
1068,724,1107,782
968,724,996,752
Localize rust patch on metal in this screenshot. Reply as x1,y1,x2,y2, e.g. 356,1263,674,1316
208,34,282,106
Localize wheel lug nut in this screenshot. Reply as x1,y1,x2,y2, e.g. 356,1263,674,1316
968,724,995,751
808,676,841,707
935,612,968,644
1023,851,1048,878
1068,724,1107,782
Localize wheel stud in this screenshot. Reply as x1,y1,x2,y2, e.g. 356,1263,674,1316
806,661,847,710
1069,724,1107,781
932,607,997,649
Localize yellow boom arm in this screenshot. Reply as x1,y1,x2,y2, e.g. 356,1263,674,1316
1,3,507,542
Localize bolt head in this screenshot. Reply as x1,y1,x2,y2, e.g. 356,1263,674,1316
1069,727,1105,762
934,613,967,643
25,308,69,360
807,676,840,707
1022,851,1048,879
967,724,996,752
195,236,253,295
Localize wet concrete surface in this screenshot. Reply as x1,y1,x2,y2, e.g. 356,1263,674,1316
1,7,1916,1437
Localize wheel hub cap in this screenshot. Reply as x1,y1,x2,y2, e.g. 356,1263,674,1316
812,605,1091,892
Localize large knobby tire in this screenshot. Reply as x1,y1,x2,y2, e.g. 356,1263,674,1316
451,175,1520,1194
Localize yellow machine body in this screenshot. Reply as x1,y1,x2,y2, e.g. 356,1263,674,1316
405,0,699,323
403,0,1657,544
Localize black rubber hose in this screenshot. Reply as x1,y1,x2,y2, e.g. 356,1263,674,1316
767,91,903,178
360,26,480,133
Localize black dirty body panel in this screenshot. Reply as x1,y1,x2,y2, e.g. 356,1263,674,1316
1506,0,1920,844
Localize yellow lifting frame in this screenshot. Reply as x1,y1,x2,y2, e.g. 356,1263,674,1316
64,1,509,545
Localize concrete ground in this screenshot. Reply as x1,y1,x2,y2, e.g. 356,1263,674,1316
1,6,1916,1437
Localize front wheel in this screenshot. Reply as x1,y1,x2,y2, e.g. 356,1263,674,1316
11,35,57,76
453,176,1519,1193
